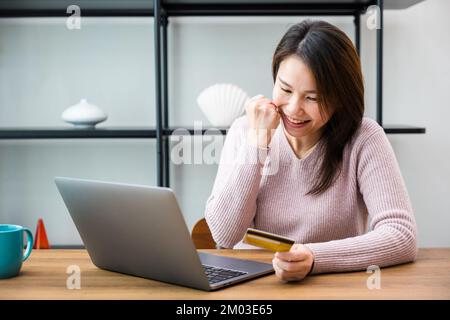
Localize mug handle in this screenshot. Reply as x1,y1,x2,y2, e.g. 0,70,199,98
22,227,33,261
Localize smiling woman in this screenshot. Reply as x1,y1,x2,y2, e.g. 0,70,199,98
205,20,417,283
274,58,328,164
271,20,364,194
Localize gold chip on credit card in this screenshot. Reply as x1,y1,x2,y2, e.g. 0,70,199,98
243,228,295,252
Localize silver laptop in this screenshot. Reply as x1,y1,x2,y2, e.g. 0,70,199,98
54,177,273,291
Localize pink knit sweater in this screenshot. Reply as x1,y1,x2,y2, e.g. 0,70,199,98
205,116,417,274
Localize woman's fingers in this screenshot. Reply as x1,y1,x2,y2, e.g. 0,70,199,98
250,94,264,101
271,102,280,113
248,95,277,109
245,94,280,148
275,251,308,262
272,245,315,282
275,257,311,272
276,245,309,262
246,94,266,108
273,260,290,281
272,258,307,282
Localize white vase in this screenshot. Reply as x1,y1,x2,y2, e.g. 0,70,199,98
62,99,108,128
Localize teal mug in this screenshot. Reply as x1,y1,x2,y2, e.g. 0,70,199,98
0,224,33,279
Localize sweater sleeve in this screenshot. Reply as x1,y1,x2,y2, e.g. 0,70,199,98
204,116,269,248
304,128,418,274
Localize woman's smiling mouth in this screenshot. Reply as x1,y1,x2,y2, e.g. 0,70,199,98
282,113,312,128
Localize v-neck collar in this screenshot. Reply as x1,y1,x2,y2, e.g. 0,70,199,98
276,122,323,164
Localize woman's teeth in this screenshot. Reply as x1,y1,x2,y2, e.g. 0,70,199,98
287,116,309,124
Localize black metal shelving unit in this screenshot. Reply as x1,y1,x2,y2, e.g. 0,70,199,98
0,0,427,188
0,127,229,139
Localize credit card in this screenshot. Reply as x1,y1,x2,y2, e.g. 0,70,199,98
243,228,295,252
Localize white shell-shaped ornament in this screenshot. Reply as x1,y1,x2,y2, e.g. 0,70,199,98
197,83,249,127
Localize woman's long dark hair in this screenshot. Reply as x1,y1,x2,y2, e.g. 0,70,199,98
272,20,364,195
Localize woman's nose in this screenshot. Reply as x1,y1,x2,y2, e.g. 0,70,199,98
281,98,303,115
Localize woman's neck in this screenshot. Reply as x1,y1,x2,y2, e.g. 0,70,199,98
283,128,322,159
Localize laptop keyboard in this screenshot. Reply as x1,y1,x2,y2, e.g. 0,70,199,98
203,265,248,284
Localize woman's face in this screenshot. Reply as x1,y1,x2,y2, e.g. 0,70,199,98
272,55,330,141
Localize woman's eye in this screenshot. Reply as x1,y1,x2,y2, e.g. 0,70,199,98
306,96,317,102
281,87,292,94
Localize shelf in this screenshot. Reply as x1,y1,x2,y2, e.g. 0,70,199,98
170,126,427,135
166,127,228,135
0,128,157,139
0,127,231,139
382,125,426,134
0,125,424,140
0,0,426,17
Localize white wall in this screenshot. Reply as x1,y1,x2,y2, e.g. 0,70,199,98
382,0,450,247
0,0,449,247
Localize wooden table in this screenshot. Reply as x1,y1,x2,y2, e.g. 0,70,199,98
1,249,449,300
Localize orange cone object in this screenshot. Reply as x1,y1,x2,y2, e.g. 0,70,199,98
33,218,50,249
